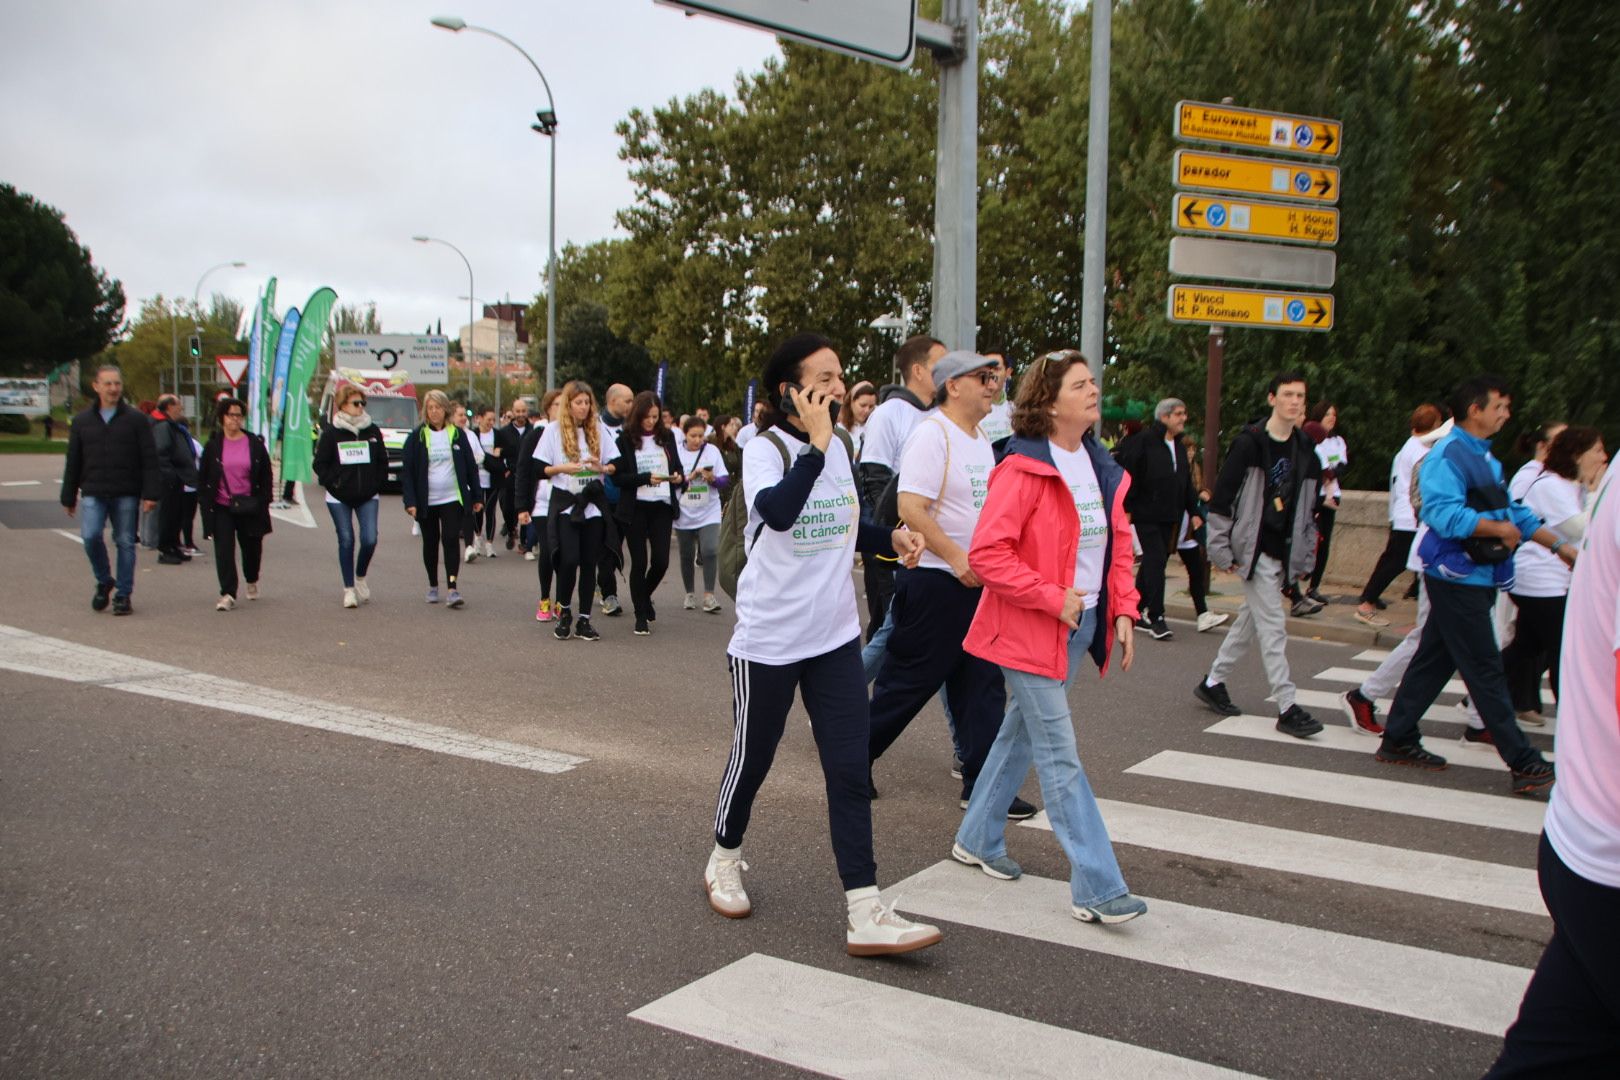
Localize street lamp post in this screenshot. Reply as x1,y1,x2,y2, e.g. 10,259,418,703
190,260,247,418
431,15,558,393
413,236,475,401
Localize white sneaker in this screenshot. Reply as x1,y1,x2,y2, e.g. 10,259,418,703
215,594,236,611
484,539,497,559
703,594,723,613
524,549,537,561
846,892,942,957
466,547,479,563
354,577,371,603
343,587,358,609
245,582,258,601
684,592,697,610
704,853,751,919
1196,611,1229,632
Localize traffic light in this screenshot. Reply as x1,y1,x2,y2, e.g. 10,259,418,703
188,335,201,358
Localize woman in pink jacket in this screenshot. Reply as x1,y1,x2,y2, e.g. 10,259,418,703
951,348,1146,924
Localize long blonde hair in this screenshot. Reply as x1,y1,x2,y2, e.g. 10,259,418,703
559,381,601,461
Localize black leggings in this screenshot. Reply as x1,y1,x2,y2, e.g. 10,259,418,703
1502,593,1566,714
1177,543,1209,616
211,509,262,599
1309,505,1336,591
480,481,501,541
554,514,604,616
625,500,674,619
533,514,555,601
418,502,463,588
1360,527,1416,604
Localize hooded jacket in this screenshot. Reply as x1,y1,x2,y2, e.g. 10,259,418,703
1206,422,1321,581
963,434,1139,682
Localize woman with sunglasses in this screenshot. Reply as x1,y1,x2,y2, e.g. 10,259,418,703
197,396,274,611
314,383,388,608
952,349,1148,925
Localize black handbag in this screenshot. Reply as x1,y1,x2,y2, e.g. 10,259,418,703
1462,536,1514,564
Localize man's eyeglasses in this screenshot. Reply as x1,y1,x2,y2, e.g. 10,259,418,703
970,368,1004,386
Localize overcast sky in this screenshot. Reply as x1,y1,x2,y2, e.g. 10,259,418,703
1,1,781,337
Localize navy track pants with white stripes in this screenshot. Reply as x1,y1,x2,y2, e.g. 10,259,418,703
713,637,876,891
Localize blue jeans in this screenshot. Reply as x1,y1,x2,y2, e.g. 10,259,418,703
80,494,140,597
326,499,379,588
955,608,1129,908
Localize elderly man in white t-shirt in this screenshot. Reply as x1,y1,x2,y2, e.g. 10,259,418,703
867,350,1036,820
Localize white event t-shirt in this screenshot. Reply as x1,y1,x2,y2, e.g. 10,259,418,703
1544,455,1620,888
1316,434,1348,501
897,416,994,574
729,429,862,664
1050,440,1108,608
859,395,931,471
1513,472,1585,597
475,428,496,489
676,442,728,530
1389,434,1429,530
979,399,1013,445
634,434,672,502
536,420,615,521
425,427,457,506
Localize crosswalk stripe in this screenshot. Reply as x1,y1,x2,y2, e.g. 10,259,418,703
630,953,1258,1079
1204,714,1551,772
1019,800,1543,915
1352,649,1392,663
889,861,1531,1037
1316,666,1469,696
1283,688,1498,727
1124,750,1546,834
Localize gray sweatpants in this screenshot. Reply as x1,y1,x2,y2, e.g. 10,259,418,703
677,523,719,594
1207,553,1297,712
1360,580,1430,702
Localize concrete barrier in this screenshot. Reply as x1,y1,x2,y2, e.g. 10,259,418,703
1318,489,1393,588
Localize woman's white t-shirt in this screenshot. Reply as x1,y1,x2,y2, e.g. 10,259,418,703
634,434,672,503
1049,440,1107,609
729,430,862,664
1316,434,1348,500
676,442,727,530
425,427,457,506
475,428,495,489
1513,472,1585,597
537,420,615,521
1389,435,1429,530
530,423,553,516
897,416,994,574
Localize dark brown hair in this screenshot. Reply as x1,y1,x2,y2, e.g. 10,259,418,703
1409,404,1443,435
215,397,246,424
1011,349,1088,440
1543,425,1602,480
626,390,673,448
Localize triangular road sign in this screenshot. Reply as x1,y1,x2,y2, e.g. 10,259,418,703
217,355,249,387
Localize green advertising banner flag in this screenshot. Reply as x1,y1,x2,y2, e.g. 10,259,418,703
248,278,277,437
277,286,337,484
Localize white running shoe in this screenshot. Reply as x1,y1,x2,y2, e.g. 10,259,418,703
245,582,258,601
524,549,537,561
846,893,942,957
703,594,723,613
704,853,751,919
354,578,371,603
1196,611,1229,632
343,587,358,609
215,594,236,611
684,592,697,610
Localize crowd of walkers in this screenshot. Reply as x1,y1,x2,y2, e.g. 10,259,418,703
57,337,1618,1069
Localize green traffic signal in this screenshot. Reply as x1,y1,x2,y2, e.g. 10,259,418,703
188,335,201,358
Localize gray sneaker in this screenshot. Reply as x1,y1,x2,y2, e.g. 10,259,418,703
1073,894,1147,924
446,589,464,609
426,587,440,604
601,595,622,616
950,842,1022,881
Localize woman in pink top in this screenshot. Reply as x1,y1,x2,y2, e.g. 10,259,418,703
952,349,1145,925
197,397,273,611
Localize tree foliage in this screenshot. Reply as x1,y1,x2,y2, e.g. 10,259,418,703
0,183,125,376
91,295,248,405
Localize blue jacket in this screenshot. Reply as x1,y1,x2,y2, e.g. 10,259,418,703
1416,427,1541,588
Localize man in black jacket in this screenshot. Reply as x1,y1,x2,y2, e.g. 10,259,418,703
493,397,532,548
151,394,199,564
60,365,161,615
1113,398,1200,640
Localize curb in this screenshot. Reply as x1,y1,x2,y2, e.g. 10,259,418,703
1162,599,1416,649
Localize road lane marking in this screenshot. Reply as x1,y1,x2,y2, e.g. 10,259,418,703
1020,800,1543,915
630,953,1258,1079
1,479,42,486
1314,666,1549,697
0,625,585,774
54,528,83,543
889,861,1531,1037
1352,649,1391,663
269,483,315,529
1125,751,1546,834
1204,714,1550,771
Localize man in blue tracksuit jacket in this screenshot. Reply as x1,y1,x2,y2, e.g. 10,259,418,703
1376,375,1575,797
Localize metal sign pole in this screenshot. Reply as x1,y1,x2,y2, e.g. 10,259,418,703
1080,0,1112,433
1203,324,1224,481
929,0,976,354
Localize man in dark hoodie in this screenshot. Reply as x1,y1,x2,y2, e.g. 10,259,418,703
61,365,161,615
151,394,199,564
1113,397,1200,641
493,398,532,550
855,334,945,639
1193,372,1324,738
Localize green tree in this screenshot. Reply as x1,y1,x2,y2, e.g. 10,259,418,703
92,294,248,405
0,184,125,375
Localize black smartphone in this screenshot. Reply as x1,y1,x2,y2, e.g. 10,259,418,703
781,384,841,425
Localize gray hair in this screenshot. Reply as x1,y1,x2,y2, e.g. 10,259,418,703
1155,397,1185,421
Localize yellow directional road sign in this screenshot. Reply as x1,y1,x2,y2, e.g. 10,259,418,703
1173,194,1338,246
1176,100,1342,159
1167,284,1334,332
1175,149,1339,204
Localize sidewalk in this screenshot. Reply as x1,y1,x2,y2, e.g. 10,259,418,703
1161,559,1420,648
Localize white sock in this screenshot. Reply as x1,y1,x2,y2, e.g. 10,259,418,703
711,842,741,863
1205,675,1219,689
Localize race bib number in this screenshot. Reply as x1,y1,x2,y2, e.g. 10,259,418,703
337,441,371,465
683,477,711,507
636,449,670,498
554,467,598,496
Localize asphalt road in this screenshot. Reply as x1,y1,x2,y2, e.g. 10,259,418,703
1,453,1552,1078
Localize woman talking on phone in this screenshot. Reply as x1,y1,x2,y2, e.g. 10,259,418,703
951,348,1149,926
703,332,943,958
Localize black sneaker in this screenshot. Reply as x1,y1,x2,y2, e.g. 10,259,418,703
1375,596,1392,610
1194,679,1242,716
1006,796,1039,821
1462,726,1495,745
1134,616,1154,633
553,609,573,640
633,618,651,636
111,594,132,616
157,551,184,565
1290,596,1324,617
1276,705,1323,739
1306,589,1328,605
1375,740,1448,770
91,582,113,612
1510,758,1555,798
1148,617,1173,641
573,616,600,642
1340,689,1384,735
